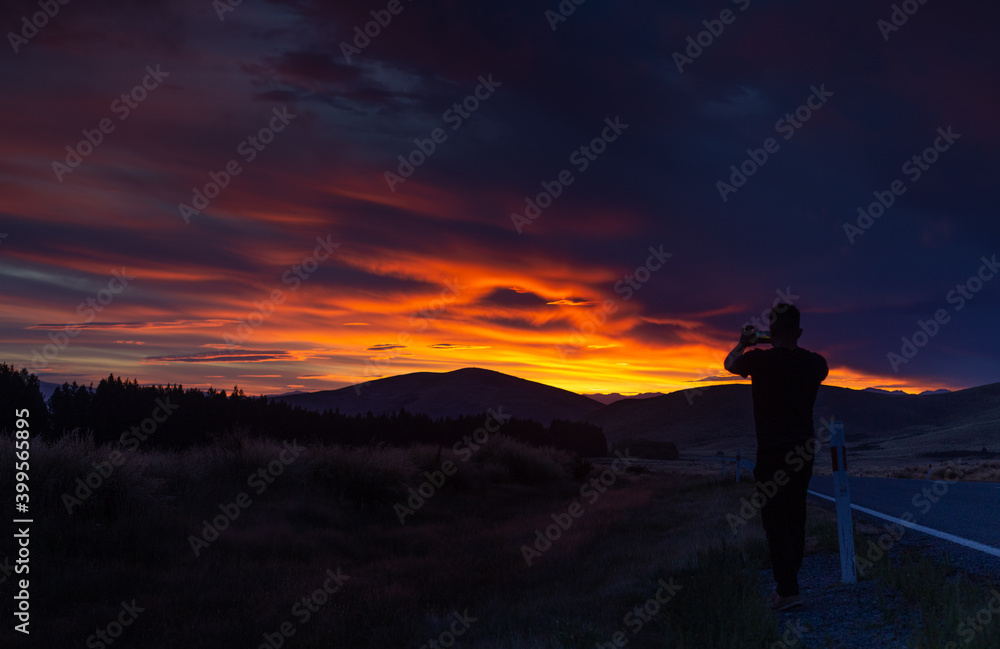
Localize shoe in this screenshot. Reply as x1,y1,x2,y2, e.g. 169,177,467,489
770,592,802,612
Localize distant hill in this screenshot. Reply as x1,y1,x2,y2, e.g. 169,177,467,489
277,367,604,424
275,367,997,463
586,382,1000,463
584,392,666,405
864,387,951,395
39,380,63,400
586,384,755,453
271,389,309,397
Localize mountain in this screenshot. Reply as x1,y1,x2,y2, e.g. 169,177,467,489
277,367,604,424
39,380,62,400
586,384,755,453
274,367,996,463
270,389,309,397
864,387,951,396
586,382,1000,463
584,392,666,405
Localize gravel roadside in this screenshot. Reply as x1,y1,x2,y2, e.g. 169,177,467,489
760,549,917,649
763,500,1000,648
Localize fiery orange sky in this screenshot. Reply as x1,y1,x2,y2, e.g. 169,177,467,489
3,0,998,397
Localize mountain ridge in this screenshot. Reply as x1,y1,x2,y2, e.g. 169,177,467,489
586,381,1000,461
275,367,999,463
277,367,605,424
27,365,998,464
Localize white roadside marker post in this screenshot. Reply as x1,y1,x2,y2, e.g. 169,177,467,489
831,420,857,584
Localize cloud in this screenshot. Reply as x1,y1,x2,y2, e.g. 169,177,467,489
29,320,236,330
428,344,492,350
141,350,300,364
2,0,996,396
687,375,743,383
476,287,549,308
547,298,600,307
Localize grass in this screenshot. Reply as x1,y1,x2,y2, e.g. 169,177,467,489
4,431,987,648
848,459,1000,482
891,460,1000,482
859,539,1000,649
803,499,1000,649
659,541,778,648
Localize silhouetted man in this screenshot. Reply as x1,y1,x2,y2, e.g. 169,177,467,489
723,303,828,611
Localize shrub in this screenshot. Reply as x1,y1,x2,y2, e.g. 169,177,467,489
470,434,571,484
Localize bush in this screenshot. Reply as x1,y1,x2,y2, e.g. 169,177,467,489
470,434,571,484
308,442,414,509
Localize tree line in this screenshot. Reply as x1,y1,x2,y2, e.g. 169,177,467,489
0,364,607,456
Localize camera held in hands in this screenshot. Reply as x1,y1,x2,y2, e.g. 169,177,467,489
742,325,771,346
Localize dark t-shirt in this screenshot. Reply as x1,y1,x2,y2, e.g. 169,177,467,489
729,346,829,451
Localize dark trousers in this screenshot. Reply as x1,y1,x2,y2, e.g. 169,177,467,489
754,440,815,597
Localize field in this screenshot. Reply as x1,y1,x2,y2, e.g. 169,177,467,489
2,432,998,648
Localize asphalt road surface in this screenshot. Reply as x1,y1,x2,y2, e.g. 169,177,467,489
808,475,1000,558
590,456,1000,562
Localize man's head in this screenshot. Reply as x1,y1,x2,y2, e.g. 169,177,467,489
769,303,801,348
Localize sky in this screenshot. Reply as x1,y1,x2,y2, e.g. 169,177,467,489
1,0,998,397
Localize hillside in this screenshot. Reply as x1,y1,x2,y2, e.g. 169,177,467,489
277,367,605,424
274,366,1000,463
586,381,1000,462
584,391,666,405
586,384,756,454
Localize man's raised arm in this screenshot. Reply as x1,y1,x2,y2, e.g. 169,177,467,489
724,326,755,375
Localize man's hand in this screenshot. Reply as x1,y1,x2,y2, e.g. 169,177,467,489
724,326,755,374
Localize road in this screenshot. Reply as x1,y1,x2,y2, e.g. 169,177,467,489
591,456,1000,559
808,475,1000,558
